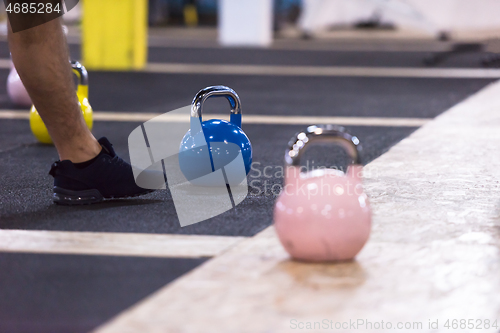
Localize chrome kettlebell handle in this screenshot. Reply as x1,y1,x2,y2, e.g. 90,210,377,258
191,85,242,118
285,125,362,167
70,61,88,86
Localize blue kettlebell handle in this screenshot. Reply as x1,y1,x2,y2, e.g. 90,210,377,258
191,85,242,128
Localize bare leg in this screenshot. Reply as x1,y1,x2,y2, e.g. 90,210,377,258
8,18,101,163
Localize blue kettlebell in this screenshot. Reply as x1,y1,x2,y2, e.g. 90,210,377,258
179,86,252,186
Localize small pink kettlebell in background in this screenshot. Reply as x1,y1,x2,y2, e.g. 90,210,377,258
274,125,372,262
7,61,32,107
6,24,66,107
7,25,67,107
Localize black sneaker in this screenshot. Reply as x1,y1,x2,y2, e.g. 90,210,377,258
49,137,156,205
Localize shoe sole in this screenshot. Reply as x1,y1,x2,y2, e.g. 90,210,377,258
53,186,154,206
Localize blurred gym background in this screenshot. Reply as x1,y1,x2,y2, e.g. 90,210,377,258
1,0,500,69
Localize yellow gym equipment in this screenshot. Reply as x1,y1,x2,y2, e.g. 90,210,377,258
184,4,199,27
30,61,93,145
82,0,148,70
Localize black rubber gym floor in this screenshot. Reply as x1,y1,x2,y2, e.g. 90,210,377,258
50,73,493,118
0,252,207,333
0,41,495,332
146,45,496,68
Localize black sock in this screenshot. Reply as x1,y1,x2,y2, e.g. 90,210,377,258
73,147,105,169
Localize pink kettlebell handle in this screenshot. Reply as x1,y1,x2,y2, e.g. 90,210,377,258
285,124,362,164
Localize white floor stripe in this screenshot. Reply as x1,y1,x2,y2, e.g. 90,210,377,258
12,30,451,52
0,58,497,79
0,110,30,119
0,229,245,258
0,58,10,68
145,62,500,79
0,110,430,127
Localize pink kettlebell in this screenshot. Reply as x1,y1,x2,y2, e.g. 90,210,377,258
274,125,372,262
7,61,32,107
